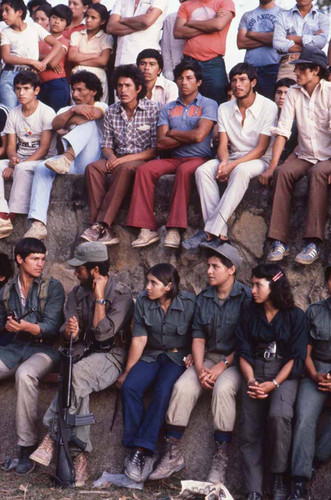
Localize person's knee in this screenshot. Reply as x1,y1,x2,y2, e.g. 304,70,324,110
15,366,36,387
195,161,217,182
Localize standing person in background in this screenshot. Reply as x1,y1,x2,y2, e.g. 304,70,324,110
0,0,61,109
34,3,51,30
27,0,48,21
38,4,72,112
161,0,187,82
237,0,283,100
106,0,167,67
174,0,235,105
68,3,112,103
273,0,329,81
237,263,307,500
136,49,178,108
63,0,89,39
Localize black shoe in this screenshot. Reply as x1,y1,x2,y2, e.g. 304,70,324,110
246,493,263,500
273,473,288,500
16,445,36,475
287,481,309,500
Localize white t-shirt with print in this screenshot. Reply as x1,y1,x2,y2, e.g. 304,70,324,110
4,101,56,159
1,22,49,61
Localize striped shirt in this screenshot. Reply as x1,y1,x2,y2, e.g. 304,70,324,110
101,98,159,157
273,6,329,55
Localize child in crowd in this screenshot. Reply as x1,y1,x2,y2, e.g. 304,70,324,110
0,0,61,109
0,71,57,238
38,4,72,111
34,2,51,30
68,3,112,103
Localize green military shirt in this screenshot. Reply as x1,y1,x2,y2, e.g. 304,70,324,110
306,297,331,362
133,290,196,366
192,280,251,354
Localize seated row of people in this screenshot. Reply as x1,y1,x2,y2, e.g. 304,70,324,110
0,46,330,267
0,237,330,500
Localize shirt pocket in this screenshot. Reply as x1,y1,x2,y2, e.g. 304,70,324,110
310,322,330,341
200,314,214,336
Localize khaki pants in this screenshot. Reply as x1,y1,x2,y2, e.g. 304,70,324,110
166,353,242,432
0,353,54,447
43,351,123,453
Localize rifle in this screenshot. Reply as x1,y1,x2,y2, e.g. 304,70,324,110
54,332,95,487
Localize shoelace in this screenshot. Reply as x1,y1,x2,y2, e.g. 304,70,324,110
131,450,144,469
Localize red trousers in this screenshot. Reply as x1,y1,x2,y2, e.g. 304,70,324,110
126,157,208,230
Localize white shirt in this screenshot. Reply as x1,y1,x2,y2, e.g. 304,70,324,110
151,76,178,108
4,101,56,159
272,80,331,164
70,29,113,57
218,93,278,162
57,102,108,138
1,22,49,60
111,0,167,66
161,12,185,81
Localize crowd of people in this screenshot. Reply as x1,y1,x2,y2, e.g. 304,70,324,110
0,0,330,499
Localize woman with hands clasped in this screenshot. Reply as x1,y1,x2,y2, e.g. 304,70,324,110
117,263,195,484
237,264,307,500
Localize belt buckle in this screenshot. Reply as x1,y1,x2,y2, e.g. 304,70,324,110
264,350,271,360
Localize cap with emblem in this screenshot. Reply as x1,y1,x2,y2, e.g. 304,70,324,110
67,242,108,266
290,46,328,69
200,241,243,269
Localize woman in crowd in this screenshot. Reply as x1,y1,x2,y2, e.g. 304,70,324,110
63,0,88,39
34,3,52,30
68,3,112,103
117,263,195,483
237,263,307,500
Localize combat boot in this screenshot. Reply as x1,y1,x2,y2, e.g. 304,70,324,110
16,445,36,475
149,437,185,480
206,441,229,484
273,473,288,500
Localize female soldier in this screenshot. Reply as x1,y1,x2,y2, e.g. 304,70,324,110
117,263,195,483
237,263,307,500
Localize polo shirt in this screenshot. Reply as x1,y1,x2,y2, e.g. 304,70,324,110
158,92,218,158
218,92,278,162
111,0,167,66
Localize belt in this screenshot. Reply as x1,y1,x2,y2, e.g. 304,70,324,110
256,351,284,361
280,54,300,64
4,64,31,72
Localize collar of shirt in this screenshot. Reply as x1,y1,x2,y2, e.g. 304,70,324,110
291,5,318,16
115,97,148,115
79,29,104,39
202,280,245,304
154,75,166,90
326,297,331,310
174,92,203,109
148,293,185,312
232,92,263,120
294,78,326,100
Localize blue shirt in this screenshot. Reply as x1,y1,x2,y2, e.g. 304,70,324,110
238,6,283,66
158,92,218,158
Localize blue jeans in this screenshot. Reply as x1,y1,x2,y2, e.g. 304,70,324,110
184,55,228,105
255,64,279,100
38,78,70,112
0,70,19,109
291,359,331,479
121,353,185,452
28,120,102,224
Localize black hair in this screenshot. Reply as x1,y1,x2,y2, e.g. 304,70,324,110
136,49,164,72
14,238,46,265
325,265,331,282
275,78,296,91
27,0,47,16
1,0,27,20
113,64,147,100
85,260,110,277
0,252,13,286
295,62,328,81
80,0,91,6
252,263,295,310
14,71,40,89
229,62,258,84
87,3,109,31
50,4,73,27
147,263,180,300
173,59,203,82
204,249,234,270
35,2,52,19
70,70,102,101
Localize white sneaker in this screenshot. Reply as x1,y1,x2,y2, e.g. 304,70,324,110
164,229,181,248
132,228,160,248
45,155,72,175
24,221,47,240
0,217,13,239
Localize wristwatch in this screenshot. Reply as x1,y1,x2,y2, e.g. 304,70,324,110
224,359,230,368
95,298,106,305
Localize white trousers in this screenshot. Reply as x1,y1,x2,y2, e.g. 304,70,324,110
0,160,40,214
195,158,268,237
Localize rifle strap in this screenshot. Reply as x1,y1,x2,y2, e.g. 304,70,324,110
2,275,51,318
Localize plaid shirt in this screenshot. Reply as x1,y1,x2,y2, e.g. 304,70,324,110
101,98,159,156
